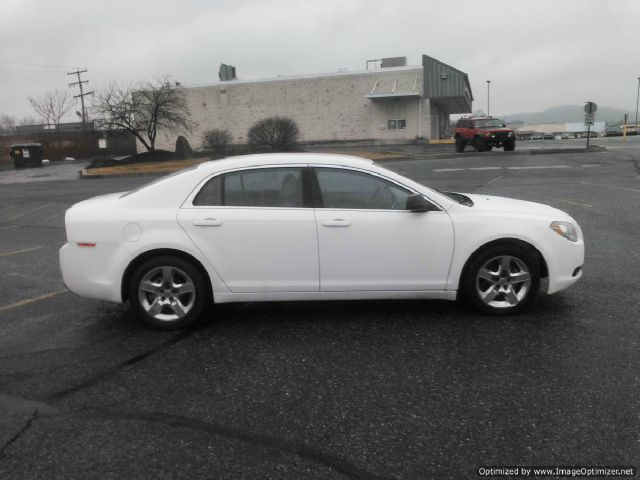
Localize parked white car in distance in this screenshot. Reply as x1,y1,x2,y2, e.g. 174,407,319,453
59,153,584,329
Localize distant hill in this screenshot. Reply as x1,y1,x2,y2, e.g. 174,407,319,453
503,105,631,124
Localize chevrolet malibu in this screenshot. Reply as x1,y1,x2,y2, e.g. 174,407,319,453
60,153,584,329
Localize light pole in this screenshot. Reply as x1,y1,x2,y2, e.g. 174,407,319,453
487,80,491,116
635,77,640,129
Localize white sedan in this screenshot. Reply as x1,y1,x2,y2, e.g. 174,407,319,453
59,153,584,329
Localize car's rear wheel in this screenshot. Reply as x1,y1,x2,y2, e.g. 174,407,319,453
129,256,208,330
462,245,540,315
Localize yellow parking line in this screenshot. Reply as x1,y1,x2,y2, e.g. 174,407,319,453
0,246,43,258
0,290,67,313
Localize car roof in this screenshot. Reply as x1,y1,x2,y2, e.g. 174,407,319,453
196,153,374,173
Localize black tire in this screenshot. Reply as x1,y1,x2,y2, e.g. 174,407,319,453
129,255,209,330
504,140,516,151
455,138,465,153
461,244,540,315
472,137,486,152
486,145,493,151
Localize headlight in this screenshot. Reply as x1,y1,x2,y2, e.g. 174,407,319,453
550,221,578,242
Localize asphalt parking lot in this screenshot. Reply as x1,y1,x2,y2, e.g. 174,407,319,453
0,139,639,479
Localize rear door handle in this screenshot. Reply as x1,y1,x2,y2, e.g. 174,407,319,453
321,218,350,227
193,217,222,226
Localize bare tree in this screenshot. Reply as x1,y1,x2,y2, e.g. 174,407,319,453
28,89,75,127
248,116,300,151
93,78,191,152
0,114,16,133
203,128,232,154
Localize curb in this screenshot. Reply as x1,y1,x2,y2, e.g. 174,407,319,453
80,168,164,179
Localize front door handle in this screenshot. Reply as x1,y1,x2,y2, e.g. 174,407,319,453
193,217,222,227
321,218,350,227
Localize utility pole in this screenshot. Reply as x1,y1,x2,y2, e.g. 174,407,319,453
635,77,640,131
67,68,93,126
486,80,491,116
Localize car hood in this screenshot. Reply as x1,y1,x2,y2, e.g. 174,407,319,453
462,193,571,219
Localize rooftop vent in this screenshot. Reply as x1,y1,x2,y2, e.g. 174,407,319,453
219,63,237,81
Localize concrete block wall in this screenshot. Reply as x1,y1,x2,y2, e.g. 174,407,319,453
150,67,431,152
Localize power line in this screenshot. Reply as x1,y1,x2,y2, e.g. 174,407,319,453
0,59,79,69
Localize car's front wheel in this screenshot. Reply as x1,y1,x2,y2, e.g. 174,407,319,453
462,245,540,315
455,138,465,153
504,139,516,151
129,255,209,329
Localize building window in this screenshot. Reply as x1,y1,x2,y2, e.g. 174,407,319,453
388,119,406,130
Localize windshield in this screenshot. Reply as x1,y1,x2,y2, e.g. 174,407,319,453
473,119,504,128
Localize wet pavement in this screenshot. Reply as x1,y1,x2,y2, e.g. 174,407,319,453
0,160,90,184
0,141,638,478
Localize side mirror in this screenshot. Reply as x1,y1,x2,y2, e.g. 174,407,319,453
406,194,435,212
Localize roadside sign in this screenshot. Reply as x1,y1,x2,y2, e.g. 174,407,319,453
584,102,597,148
98,138,107,149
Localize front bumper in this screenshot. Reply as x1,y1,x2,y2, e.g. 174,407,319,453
544,234,585,295
484,134,514,146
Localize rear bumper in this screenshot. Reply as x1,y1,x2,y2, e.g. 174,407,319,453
59,242,128,303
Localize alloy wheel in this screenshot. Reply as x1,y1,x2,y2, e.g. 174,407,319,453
137,266,196,322
475,255,532,309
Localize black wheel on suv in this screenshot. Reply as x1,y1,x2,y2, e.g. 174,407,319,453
472,137,487,152
504,140,516,151
455,137,465,153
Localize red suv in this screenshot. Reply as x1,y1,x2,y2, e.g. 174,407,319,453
453,116,516,152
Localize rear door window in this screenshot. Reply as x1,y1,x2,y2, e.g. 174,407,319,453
193,168,303,207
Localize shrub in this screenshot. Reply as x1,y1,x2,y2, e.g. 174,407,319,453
203,128,232,154
175,135,193,159
247,116,300,151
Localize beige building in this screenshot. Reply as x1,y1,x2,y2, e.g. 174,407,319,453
152,55,473,151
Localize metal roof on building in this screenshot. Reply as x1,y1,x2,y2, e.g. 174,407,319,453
422,54,473,114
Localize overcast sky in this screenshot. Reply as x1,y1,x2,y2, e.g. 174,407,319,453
1,0,639,122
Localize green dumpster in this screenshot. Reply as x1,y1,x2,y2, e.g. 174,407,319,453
9,143,44,169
